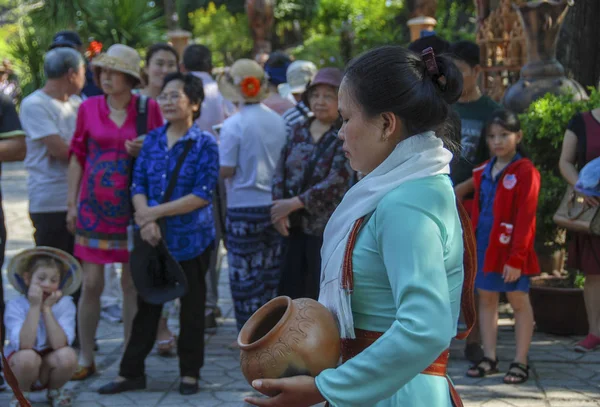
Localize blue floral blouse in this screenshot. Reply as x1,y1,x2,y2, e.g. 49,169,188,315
131,124,219,261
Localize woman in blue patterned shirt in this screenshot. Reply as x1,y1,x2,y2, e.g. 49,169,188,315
98,72,219,396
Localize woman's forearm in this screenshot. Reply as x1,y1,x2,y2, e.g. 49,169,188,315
132,194,149,212
19,306,41,349
559,160,579,187
67,156,83,208
42,308,68,349
154,194,208,218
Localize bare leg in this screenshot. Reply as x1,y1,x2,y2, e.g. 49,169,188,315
506,291,534,365
78,262,105,367
478,289,500,360
8,350,42,390
38,347,78,389
121,262,137,346
156,315,174,342
584,275,600,337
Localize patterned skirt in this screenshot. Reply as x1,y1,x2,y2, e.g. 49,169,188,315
226,206,282,331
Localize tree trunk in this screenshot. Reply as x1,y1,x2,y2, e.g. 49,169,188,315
556,0,600,89
164,0,177,30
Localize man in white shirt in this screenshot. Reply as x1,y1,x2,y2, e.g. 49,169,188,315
20,47,85,253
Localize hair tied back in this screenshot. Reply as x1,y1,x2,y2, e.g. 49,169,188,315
421,47,447,91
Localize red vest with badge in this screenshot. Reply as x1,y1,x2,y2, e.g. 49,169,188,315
471,158,541,275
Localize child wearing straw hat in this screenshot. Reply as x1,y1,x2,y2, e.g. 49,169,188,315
4,247,82,407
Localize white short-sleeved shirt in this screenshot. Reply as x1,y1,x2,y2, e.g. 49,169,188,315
219,103,287,208
4,295,76,357
20,90,81,213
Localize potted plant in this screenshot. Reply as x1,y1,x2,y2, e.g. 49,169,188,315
520,88,600,335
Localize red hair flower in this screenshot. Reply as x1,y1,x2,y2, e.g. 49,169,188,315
87,41,103,58
241,76,261,98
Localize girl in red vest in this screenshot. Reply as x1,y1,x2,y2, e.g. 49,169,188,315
466,109,540,384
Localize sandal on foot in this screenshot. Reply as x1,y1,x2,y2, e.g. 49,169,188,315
71,363,96,381
48,388,74,407
503,362,529,384
156,335,176,357
466,356,499,378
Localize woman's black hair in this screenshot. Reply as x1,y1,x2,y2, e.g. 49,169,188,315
162,72,205,120
448,40,480,68
141,43,179,87
484,109,528,157
146,43,179,66
343,46,463,145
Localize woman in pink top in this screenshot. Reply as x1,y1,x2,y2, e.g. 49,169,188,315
66,45,162,380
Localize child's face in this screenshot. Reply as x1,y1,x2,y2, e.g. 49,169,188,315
486,123,522,159
28,266,61,298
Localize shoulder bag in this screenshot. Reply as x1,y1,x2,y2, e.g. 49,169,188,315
553,185,600,235
130,138,195,304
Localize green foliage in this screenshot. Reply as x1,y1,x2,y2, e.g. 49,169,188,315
25,0,85,31
189,2,252,66
312,0,405,53
519,89,600,248
435,0,476,43
274,0,318,25
573,271,586,289
8,0,164,98
9,19,53,97
82,0,165,48
289,33,343,68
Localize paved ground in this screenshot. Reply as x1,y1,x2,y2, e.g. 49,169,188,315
0,161,599,406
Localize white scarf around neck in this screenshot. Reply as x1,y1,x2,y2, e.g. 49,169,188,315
318,131,453,339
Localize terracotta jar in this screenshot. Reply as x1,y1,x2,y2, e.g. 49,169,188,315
238,296,341,384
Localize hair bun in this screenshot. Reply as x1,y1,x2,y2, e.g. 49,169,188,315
434,55,463,104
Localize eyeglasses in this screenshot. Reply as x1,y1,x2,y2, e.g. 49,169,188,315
157,93,183,104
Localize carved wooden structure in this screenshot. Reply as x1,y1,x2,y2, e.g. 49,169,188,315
476,0,527,101
245,0,275,58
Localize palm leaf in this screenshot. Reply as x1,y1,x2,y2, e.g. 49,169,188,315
83,0,164,49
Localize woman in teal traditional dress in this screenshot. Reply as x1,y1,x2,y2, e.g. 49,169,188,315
245,46,475,407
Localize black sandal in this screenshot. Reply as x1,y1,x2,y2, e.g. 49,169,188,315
466,356,499,378
503,362,529,384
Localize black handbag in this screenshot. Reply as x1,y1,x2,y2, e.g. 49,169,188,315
130,138,195,305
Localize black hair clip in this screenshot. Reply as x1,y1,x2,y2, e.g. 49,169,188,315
421,47,447,91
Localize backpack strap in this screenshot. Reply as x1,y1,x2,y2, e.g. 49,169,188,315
454,199,477,340
136,94,149,137
340,199,477,340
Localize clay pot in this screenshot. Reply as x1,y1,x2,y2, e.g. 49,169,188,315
238,296,341,384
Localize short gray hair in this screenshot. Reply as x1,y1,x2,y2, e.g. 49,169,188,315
44,48,84,79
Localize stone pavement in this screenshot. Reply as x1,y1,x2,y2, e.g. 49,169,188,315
0,161,598,406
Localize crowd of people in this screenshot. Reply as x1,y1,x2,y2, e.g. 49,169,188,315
0,27,596,407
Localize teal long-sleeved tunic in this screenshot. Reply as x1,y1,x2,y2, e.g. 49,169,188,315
315,175,464,406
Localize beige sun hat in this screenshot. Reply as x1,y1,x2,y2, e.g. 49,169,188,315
91,44,141,82
218,59,269,104
8,247,82,296
285,60,318,94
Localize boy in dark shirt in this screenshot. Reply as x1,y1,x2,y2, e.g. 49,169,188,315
450,40,501,204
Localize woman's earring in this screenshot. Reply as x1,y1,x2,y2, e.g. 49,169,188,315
381,131,389,142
